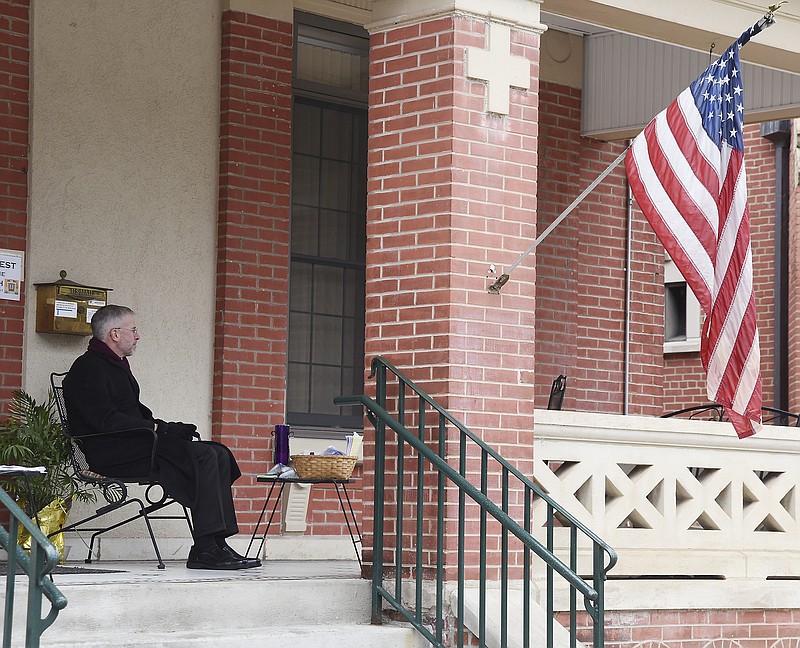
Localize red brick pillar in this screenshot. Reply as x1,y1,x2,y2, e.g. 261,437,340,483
365,11,541,577
0,0,29,409
215,11,292,527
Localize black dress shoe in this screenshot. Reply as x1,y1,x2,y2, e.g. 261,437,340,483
187,545,250,570
220,544,261,568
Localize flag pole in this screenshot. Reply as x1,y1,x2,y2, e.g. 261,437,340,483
488,2,785,296
488,146,629,294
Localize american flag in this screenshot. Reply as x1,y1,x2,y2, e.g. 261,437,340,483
626,22,769,438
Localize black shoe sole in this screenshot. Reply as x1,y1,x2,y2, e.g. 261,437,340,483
186,560,251,570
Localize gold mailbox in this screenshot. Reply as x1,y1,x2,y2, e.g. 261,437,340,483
35,271,111,336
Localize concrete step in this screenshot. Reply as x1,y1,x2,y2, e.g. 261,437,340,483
43,624,425,648
1,560,427,648
50,578,372,634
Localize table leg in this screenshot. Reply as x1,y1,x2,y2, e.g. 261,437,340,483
246,480,282,559
335,483,362,567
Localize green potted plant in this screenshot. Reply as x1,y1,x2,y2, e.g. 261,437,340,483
0,390,95,555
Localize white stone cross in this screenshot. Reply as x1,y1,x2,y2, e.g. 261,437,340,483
466,22,531,115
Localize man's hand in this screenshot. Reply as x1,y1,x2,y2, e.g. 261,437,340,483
164,421,201,441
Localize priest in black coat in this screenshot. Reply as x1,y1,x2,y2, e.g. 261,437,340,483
63,304,260,570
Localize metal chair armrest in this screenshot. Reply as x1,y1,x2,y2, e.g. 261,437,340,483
71,425,161,475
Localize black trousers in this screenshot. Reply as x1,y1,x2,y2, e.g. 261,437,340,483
188,442,239,539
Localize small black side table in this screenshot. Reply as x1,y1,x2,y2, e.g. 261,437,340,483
246,476,362,566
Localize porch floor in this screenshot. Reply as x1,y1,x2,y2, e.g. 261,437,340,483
42,558,362,587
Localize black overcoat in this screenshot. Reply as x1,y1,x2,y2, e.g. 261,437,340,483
62,347,241,508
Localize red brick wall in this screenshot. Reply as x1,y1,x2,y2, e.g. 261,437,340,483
216,11,293,530
737,128,774,410
536,84,787,418
304,466,363,536
625,185,666,415
0,0,29,410
365,15,539,578
575,608,800,648
745,124,775,406
534,83,581,408
661,355,707,412
574,146,631,414
661,125,779,414
790,124,800,412
442,606,800,648
449,606,800,648
535,81,662,416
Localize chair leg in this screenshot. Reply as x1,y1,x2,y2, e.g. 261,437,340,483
61,497,172,569
139,508,166,570
86,533,98,564
182,506,193,536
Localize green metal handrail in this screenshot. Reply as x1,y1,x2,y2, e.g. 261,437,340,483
336,356,617,648
0,485,67,648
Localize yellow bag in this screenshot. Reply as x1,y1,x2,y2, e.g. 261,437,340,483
17,497,69,562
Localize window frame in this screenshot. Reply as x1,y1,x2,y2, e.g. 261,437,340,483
287,14,369,431
663,258,702,354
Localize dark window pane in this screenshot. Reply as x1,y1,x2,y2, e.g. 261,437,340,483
291,207,319,256
313,265,344,316
322,110,353,161
293,103,320,156
312,314,343,365
319,209,350,260
289,262,312,312
288,311,311,363
292,154,320,207
287,362,310,412
320,159,351,211
311,365,344,414
665,282,687,341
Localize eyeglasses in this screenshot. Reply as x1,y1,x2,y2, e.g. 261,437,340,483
112,327,138,334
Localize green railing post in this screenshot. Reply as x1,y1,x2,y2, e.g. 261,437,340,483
457,431,467,648
371,359,387,626
3,515,19,648
395,382,405,605
336,356,617,648
436,416,446,645
0,485,67,648
415,397,425,625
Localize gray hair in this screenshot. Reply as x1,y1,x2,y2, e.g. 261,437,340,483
91,305,135,341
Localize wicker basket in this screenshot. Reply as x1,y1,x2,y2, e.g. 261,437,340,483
290,454,358,480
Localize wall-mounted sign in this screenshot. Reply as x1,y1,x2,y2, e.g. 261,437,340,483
0,249,24,301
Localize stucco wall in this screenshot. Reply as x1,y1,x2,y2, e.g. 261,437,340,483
25,0,221,432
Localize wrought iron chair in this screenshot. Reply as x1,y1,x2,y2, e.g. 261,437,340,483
547,375,567,410
50,372,193,569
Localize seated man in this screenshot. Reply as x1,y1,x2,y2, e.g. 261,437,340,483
63,304,260,570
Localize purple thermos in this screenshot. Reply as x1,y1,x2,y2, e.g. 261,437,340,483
273,424,291,465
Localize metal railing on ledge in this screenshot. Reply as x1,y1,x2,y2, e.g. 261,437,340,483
336,356,617,648
0,485,67,648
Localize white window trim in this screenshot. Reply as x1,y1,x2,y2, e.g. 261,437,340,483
663,258,702,354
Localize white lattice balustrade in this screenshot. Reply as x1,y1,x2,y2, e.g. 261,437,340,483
532,410,800,579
